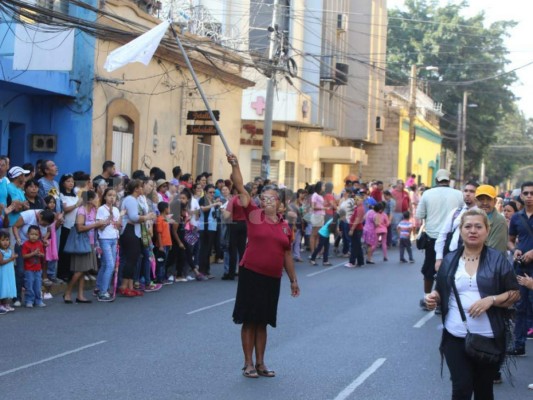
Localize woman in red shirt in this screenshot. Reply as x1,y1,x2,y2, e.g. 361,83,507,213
227,154,300,379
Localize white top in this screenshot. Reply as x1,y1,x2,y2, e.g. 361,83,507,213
415,186,464,238
18,210,48,243
190,197,200,228
96,205,120,239
445,259,494,338
60,194,79,229
435,205,478,260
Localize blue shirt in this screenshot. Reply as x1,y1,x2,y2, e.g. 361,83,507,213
509,209,533,253
198,197,217,231
7,182,26,227
318,219,334,238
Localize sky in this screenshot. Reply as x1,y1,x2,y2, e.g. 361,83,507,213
387,0,533,118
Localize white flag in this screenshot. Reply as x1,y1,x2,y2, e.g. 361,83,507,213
104,20,170,72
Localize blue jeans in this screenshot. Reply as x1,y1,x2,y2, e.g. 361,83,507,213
24,270,43,305
292,229,302,259
96,239,117,294
139,246,152,284
340,220,351,255
514,267,533,349
391,212,403,245
47,260,57,279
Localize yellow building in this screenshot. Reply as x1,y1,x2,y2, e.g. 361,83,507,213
363,86,443,187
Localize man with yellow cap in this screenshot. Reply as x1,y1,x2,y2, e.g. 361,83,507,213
475,185,508,253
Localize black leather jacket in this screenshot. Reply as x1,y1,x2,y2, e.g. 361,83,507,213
436,246,519,352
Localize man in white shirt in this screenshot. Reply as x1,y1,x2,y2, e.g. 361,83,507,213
434,181,479,271
416,169,464,310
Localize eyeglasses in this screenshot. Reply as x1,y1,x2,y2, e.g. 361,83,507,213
522,191,533,197
207,191,215,194
260,195,278,202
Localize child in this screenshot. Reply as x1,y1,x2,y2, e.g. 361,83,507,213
374,202,390,262
310,213,339,266
397,211,415,263
362,205,378,264
42,195,61,296
0,230,17,314
95,188,121,302
22,225,46,308
154,202,172,284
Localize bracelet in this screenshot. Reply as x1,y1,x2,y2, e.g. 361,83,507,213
492,295,497,305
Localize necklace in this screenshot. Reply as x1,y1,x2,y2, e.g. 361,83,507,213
462,254,480,262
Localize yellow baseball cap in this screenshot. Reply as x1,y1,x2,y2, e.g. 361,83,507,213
475,184,497,199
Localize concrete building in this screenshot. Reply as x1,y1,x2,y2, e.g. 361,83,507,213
0,0,97,173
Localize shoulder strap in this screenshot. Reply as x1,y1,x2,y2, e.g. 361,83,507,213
451,275,470,333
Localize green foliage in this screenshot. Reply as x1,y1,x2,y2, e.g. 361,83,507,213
485,105,533,185
387,0,518,179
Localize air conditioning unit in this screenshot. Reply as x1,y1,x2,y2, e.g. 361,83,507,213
337,14,348,32
335,63,349,85
376,116,385,131
31,135,57,153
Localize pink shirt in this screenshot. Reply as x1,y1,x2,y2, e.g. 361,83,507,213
311,193,325,216
239,201,292,278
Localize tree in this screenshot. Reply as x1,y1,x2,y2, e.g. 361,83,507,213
387,0,518,178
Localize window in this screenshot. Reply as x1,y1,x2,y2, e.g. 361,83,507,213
196,143,211,175
112,116,133,177
284,161,295,190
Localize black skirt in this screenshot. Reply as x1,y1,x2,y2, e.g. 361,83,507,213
232,266,281,328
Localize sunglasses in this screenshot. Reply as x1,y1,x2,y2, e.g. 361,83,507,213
522,191,533,197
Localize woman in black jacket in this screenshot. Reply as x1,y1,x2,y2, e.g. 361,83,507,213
425,208,519,400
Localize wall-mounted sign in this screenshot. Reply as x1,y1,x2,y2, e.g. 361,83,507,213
186,125,218,136
187,110,220,121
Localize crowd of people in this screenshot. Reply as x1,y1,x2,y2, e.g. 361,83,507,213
2,155,533,390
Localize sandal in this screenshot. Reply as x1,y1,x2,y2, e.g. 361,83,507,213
242,364,258,379
255,363,276,377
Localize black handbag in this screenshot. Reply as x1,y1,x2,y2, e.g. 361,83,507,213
451,279,502,365
416,231,429,250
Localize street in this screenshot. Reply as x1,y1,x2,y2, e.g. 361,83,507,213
2,246,533,400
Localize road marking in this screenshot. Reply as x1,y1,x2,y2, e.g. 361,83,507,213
306,262,344,277
187,298,235,315
333,358,387,400
413,311,436,328
0,340,107,378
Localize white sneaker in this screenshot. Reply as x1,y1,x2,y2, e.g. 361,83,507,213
186,275,195,281
167,276,175,283
344,263,355,268
43,292,53,300
176,277,188,282
13,300,21,307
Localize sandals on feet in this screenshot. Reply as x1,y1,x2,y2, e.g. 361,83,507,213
242,364,258,378
255,363,276,377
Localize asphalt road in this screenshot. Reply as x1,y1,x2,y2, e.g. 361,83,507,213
2,245,533,400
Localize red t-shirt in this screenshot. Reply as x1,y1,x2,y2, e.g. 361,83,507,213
22,240,45,271
239,201,292,278
370,189,383,203
392,189,410,212
227,196,246,222
349,204,365,231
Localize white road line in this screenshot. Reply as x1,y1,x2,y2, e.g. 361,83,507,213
187,298,235,315
333,358,387,400
306,262,344,277
413,311,436,328
0,340,107,378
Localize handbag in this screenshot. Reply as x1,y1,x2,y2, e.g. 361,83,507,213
184,229,199,246
63,226,91,254
416,231,429,250
443,208,462,256
451,279,502,365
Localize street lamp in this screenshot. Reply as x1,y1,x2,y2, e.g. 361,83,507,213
406,65,439,179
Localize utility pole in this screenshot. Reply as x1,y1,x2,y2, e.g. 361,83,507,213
406,64,417,179
455,103,462,185
459,91,468,184
261,0,281,181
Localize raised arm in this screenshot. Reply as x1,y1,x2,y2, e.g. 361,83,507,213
227,154,250,208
